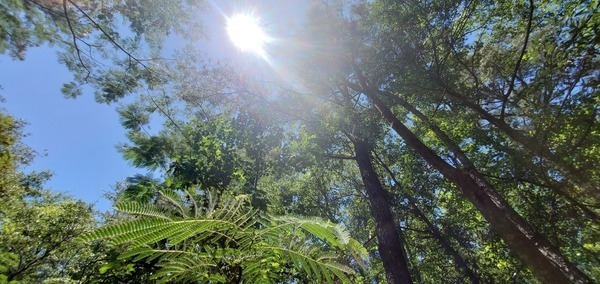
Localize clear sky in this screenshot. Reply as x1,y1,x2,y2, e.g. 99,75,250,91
0,1,308,212
0,46,136,211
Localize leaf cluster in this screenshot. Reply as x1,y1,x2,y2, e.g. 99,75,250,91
80,189,366,283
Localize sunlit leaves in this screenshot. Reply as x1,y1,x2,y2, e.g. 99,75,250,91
81,190,364,283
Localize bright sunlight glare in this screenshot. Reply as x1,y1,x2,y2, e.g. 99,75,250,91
226,14,269,56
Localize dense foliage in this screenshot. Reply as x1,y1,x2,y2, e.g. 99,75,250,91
0,112,98,283
1,0,598,283
81,190,364,283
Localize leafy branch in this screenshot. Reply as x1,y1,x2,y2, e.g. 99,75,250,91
79,190,366,283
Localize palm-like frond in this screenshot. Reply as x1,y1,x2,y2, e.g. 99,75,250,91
257,246,354,284
79,190,365,283
115,202,172,220
158,189,189,217
265,215,352,248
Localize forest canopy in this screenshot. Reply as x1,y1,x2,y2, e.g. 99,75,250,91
0,0,598,283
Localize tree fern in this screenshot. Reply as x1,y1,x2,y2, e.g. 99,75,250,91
79,190,365,283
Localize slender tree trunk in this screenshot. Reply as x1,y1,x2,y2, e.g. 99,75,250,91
411,204,480,284
374,151,481,283
443,87,597,199
351,138,413,284
356,83,591,284
369,87,600,223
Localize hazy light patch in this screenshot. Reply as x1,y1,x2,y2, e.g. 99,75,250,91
226,13,271,59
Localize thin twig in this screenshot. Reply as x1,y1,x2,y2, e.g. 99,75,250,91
501,0,534,119
63,0,91,80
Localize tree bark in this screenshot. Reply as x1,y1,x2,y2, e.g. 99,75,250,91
356,83,591,284
351,138,413,284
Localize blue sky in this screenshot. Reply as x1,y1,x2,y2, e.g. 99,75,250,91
1,46,137,211
0,1,307,212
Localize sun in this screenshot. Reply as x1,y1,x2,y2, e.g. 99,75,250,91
226,14,269,56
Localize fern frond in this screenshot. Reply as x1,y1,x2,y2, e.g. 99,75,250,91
333,223,351,245
115,201,172,220
233,207,259,229
212,193,249,223
118,246,155,261
80,218,243,247
205,190,218,217
264,215,350,248
84,191,361,283
241,251,283,284
78,218,170,243
260,246,354,284
135,219,242,247
159,189,188,217
184,188,199,218
348,238,369,269
152,252,223,283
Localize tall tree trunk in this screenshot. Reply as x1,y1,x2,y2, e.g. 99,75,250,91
374,152,481,284
355,82,591,283
412,204,480,284
351,138,413,284
366,86,600,223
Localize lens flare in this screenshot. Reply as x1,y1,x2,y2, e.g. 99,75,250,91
226,14,270,57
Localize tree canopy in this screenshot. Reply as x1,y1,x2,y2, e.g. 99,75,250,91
1,0,598,283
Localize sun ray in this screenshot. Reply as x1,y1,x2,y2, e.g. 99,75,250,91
226,14,270,58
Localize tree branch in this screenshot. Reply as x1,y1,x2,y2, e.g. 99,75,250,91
63,0,90,80
501,0,534,119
